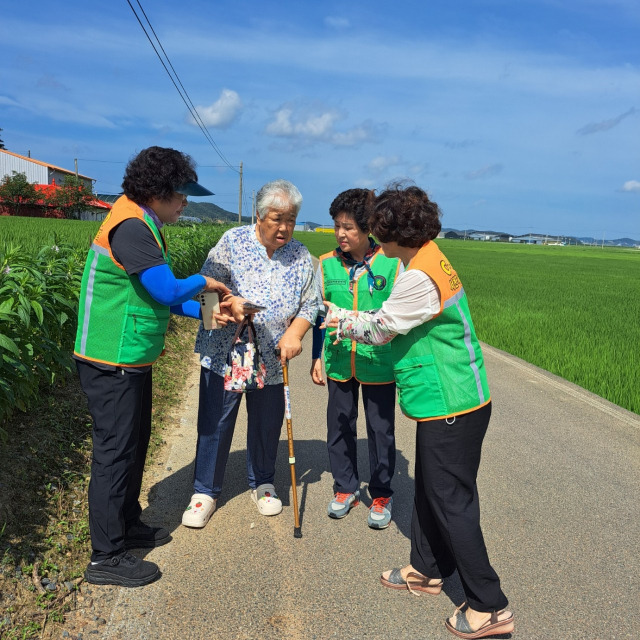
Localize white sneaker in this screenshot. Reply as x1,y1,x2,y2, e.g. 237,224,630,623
251,484,282,516
182,494,216,528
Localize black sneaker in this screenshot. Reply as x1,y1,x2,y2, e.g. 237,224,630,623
125,520,172,549
85,552,160,587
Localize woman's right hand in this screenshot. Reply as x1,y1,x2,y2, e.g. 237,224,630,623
310,358,325,386
203,276,231,296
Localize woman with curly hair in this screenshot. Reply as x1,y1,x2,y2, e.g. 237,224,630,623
311,188,401,529
74,147,238,587
324,183,514,639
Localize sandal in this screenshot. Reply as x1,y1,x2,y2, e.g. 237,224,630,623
445,603,515,639
380,567,443,596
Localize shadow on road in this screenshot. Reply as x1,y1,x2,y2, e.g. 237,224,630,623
140,436,414,541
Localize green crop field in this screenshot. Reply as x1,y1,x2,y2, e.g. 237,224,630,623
0,220,637,417
295,231,640,414
0,216,101,253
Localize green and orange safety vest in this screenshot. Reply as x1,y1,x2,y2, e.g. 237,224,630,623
391,241,490,421
74,195,171,367
319,249,401,383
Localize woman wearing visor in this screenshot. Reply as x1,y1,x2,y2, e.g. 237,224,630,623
74,146,235,587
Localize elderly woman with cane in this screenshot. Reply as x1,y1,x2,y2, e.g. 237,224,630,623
324,183,514,639
182,179,321,529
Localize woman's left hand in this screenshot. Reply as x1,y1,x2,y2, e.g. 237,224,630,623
277,335,303,363
321,300,339,329
211,312,235,328
220,295,249,323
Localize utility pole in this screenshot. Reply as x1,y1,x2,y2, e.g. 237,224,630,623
251,189,255,225
237,161,243,224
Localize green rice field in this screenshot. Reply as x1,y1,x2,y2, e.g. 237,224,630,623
0,218,637,415
295,232,640,415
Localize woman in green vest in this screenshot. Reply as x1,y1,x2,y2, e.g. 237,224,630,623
324,184,514,639
74,147,236,588
311,189,401,529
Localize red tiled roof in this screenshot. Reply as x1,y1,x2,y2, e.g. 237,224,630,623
34,184,112,210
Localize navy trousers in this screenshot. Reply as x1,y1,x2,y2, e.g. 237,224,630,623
193,368,285,498
76,361,151,562
409,402,508,613
326,377,396,499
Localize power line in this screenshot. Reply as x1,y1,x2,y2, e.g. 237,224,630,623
126,0,238,173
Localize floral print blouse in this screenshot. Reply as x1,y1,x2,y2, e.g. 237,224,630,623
194,224,321,385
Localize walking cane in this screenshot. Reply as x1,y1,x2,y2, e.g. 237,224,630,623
275,347,302,538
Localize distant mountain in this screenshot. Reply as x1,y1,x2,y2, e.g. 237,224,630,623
182,201,250,224
95,195,249,224
577,237,639,247
442,227,639,247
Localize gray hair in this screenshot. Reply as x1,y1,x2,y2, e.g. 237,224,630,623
256,179,303,220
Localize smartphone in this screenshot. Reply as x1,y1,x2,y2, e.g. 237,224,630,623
199,291,221,330
242,300,266,313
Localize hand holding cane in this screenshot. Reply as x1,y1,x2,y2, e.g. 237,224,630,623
275,347,302,538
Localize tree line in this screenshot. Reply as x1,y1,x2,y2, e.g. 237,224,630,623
0,171,96,219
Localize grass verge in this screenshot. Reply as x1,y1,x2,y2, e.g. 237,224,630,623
0,315,198,639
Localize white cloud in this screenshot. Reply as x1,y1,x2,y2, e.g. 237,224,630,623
192,89,242,128
408,163,429,176
367,155,402,175
331,122,380,147
621,180,640,192
465,164,504,180
265,105,381,148
324,16,350,29
266,108,339,138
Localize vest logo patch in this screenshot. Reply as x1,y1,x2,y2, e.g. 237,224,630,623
440,260,452,275
373,275,387,290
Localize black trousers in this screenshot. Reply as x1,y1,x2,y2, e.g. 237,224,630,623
76,361,152,562
410,402,508,612
326,378,396,499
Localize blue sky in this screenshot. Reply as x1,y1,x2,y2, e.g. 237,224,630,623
1,0,638,239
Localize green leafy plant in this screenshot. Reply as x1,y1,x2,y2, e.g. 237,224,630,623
0,243,83,434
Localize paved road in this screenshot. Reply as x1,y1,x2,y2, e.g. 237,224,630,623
99,336,639,640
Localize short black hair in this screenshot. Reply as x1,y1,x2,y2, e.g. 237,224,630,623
122,146,198,205
369,182,442,247
329,188,373,233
